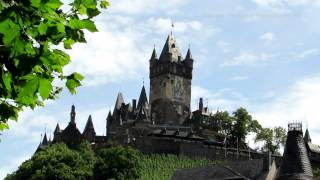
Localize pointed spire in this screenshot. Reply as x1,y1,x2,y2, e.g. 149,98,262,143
185,47,193,60
159,34,182,62
137,85,148,110
304,128,312,143
150,46,158,60
113,93,124,115
83,115,95,135
70,104,76,124
54,123,60,134
42,133,48,145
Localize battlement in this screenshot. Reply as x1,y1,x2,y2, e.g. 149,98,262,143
149,60,193,79
288,122,302,132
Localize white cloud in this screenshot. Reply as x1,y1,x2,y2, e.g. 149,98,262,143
192,75,320,146
221,52,273,67
260,32,275,42
252,75,320,145
295,48,319,59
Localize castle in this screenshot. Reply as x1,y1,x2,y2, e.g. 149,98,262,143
37,33,320,177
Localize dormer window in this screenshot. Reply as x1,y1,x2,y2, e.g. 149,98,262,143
171,44,175,48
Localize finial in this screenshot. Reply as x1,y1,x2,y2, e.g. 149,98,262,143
142,77,145,86
171,19,174,35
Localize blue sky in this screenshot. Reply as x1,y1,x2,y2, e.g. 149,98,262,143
1,0,320,178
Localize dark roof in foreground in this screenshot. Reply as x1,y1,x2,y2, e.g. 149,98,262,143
276,123,313,180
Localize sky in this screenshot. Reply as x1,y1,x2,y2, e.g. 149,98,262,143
1,0,320,178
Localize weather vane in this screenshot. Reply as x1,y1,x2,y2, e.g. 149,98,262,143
171,19,174,35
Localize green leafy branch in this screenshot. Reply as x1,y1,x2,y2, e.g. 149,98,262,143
0,0,109,131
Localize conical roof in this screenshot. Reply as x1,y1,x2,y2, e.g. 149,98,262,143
159,34,182,62
304,129,311,143
54,123,61,134
276,123,313,180
83,115,95,134
137,85,148,110
185,48,193,60
150,47,158,60
42,133,48,145
113,92,124,114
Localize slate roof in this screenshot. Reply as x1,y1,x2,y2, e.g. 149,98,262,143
137,85,148,110
83,115,96,135
185,48,193,60
304,128,311,143
150,47,158,60
113,92,124,114
54,123,61,134
276,123,313,180
159,34,182,62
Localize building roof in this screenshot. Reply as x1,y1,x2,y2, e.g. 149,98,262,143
185,48,193,60
307,142,320,153
304,128,311,143
159,34,182,62
113,92,124,114
137,85,148,110
150,47,158,60
54,123,61,134
83,115,96,135
276,123,313,180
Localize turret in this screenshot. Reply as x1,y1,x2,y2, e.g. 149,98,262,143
113,93,124,116
70,104,76,124
184,48,193,68
159,34,182,62
199,98,203,112
137,85,148,110
276,122,313,180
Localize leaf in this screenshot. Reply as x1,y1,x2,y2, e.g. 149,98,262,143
0,122,9,131
17,76,39,106
2,72,12,94
46,0,63,9
63,39,75,49
56,22,65,33
38,22,48,35
69,18,97,32
100,0,109,8
72,72,84,81
39,78,52,100
66,79,81,94
31,0,41,7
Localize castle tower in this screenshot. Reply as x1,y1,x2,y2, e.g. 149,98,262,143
276,123,313,180
149,34,193,125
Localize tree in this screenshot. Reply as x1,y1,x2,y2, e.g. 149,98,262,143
94,146,141,180
231,107,262,142
0,0,109,131
209,110,233,136
254,126,286,154
5,143,96,180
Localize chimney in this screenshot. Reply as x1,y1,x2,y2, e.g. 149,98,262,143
132,99,137,111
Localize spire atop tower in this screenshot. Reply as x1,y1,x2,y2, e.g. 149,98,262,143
42,132,48,145
54,123,60,134
159,33,182,62
113,93,124,115
137,85,148,110
150,47,158,60
83,115,95,135
304,128,312,143
185,47,193,60
70,104,76,124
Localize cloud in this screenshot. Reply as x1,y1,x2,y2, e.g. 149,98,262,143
295,48,319,59
260,32,275,42
220,52,273,67
146,18,204,33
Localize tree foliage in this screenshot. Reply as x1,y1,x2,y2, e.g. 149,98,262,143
254,126,287,154
94,146,141,180
0,0,109,131
5,143,96,180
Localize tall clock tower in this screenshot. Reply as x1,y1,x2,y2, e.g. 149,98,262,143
149,33,193,125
